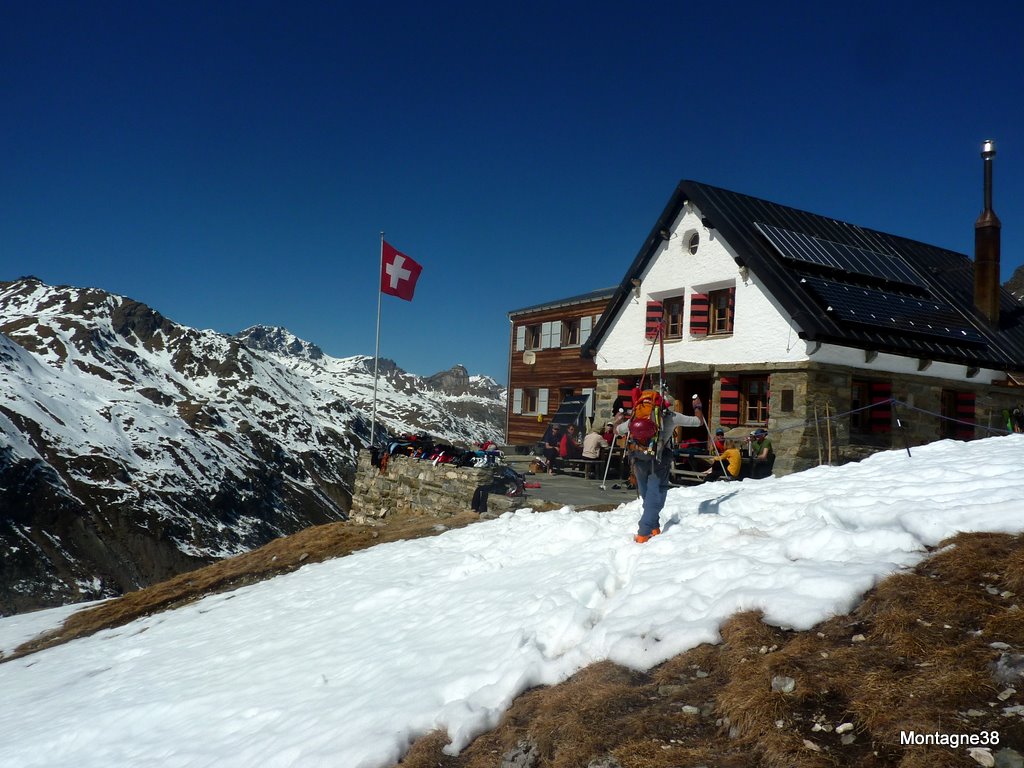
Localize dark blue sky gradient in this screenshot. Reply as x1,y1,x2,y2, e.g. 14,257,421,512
2,1,1022,382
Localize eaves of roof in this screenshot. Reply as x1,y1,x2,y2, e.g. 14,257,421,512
508,287,617,318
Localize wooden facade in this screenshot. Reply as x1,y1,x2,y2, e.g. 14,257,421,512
506,289,613,446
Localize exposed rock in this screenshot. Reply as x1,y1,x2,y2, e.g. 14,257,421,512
500,738,538,768
771,675,796,693
991,653,1024,687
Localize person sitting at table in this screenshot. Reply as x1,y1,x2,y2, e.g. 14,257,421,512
559,423,583,460
582,426,609,459
710,427,726,454
699,444,743,480
542,424,563,474
748,428,775,479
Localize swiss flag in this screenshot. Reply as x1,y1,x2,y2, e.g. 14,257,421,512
380,241,422,302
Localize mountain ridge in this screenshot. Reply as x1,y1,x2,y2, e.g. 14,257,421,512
0,277,504,614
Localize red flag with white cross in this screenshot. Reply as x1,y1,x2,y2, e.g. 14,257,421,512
380,241,422,302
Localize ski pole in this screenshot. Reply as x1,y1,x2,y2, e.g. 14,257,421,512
691,395,732,480
598,438,617,490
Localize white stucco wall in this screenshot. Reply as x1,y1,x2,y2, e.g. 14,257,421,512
596,202,1003,386
596,202,809,369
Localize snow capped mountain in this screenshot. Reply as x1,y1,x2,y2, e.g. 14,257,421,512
0,279,504,615
235,326,506,444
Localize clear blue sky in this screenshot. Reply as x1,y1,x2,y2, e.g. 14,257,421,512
2,1,1022,384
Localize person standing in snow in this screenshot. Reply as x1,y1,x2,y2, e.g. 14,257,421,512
613,393,702,543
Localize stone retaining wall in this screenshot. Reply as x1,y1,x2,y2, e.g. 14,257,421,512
350,450,523,519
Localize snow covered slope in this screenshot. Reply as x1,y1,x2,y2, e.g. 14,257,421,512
0,278,504,614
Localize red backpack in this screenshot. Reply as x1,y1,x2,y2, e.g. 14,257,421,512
627,388,665,454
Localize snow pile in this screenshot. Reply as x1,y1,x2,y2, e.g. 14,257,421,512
1,435,1022,768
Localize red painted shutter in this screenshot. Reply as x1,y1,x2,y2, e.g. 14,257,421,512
955,392,976,440
645,301,664,339
617,378,636,410
869,382,892,433
726,287,736,333
690,293,709,336
719,376,740,425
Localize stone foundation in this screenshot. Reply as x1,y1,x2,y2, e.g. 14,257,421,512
350,451,524,519
593,362,1023,477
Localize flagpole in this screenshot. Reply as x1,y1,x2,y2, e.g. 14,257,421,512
370,231,384,446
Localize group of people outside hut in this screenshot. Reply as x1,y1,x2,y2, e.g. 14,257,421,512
700,426,774,480
540,422,618,474
535,390,775,543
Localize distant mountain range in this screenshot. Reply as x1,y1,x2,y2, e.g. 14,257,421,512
0,277,505,614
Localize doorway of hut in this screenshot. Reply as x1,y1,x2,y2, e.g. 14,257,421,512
666,374,714,437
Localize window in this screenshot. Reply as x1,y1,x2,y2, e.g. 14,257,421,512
709,288,734,334
941,389,976,440
851,379,892,436
740,376,769,424
851,380,892,438
688,232,700,255
513,387,548,415
524,388,540,414
690,287,735,336
850,379,869,433
664,296,685,339
562,319,580,347
525,324,542,350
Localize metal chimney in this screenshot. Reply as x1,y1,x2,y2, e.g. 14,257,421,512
974,139,1001,325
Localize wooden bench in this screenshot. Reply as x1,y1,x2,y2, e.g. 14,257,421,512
669,467,708,485
557,457,604,479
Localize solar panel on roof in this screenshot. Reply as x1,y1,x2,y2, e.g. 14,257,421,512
756,222,929,290
801,276,986,345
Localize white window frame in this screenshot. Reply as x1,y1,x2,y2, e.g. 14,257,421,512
514,387,548,415
540,321,562,350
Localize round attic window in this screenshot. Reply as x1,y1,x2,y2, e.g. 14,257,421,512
687,231,700,255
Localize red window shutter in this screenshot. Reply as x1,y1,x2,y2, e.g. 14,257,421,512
690,293,709,336
726,287,736,332
617,378,636,410
955,392,976,440
869,382,892,433
645,301,664,339
719,376,740,425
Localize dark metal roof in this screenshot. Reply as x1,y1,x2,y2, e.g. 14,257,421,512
582,180,1024,371
508,286,616,318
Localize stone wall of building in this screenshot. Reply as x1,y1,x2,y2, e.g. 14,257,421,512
591,363,1023,478
350,451,524,519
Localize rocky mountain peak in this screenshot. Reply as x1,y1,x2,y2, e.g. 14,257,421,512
425,364,470,394
236,325,324,361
